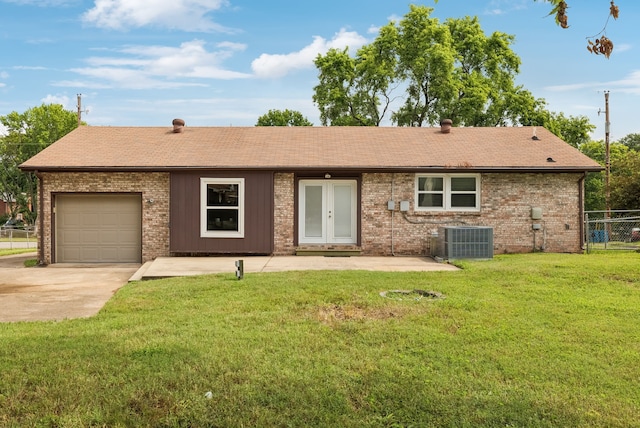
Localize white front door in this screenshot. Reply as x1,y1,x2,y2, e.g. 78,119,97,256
299,180,357,244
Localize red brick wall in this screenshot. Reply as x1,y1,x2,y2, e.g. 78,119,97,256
39,172,170,264
273,173,296,255
39,171,584,261
359,172,584,256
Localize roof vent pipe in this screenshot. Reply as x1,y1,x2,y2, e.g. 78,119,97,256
172,118,185,133
440,119,452,134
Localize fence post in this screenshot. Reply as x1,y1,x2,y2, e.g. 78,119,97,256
585,212,590,254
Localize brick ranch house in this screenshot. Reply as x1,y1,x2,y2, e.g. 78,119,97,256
20,123,602,264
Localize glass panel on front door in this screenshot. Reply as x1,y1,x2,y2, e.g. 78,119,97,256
332,184,353,239
304,185,324,238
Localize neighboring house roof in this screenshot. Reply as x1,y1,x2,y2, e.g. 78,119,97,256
20,125,603,173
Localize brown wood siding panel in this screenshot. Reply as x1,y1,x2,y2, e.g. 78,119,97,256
170,172,274,254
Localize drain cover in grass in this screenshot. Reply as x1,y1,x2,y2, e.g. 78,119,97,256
379,289,445,301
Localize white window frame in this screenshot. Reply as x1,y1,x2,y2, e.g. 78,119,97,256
200,178,245,238
415,174,480,212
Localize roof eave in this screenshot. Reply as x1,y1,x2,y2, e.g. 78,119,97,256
20,165,605,173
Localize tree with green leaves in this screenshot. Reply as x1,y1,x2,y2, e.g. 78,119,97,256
585,132,640,211
610,150,640,210
0,104,77,223
579,140,630,211
313,5,544,127
313,23,398,127
255,109,313,126
617,133,640,152
540,112,595,148
534,112,598,210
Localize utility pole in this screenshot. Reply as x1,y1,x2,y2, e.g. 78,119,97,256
76,94,88,127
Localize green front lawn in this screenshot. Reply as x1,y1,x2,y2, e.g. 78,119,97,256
0,249,37,257
1,252,639,427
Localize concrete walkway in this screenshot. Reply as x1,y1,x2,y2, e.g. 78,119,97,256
131,255,458,280
0,242,38,249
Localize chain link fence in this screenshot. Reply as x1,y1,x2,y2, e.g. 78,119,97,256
0,226,38,250
585,210,640,252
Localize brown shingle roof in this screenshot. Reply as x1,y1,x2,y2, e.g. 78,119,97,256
20,126,602,172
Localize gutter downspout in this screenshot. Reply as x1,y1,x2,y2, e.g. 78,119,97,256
391,173,395,256
578,172,586,251
36,171,45,265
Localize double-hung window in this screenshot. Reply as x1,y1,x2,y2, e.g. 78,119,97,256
200,178,244,238
415,174,480,212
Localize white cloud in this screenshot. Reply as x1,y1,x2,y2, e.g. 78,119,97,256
26,38,56,44
545,70,640,95
2,0,77,6
55,39,251,90
65,67,208,90
614,44,632,54
485,9,505,16
251,28,368,79
13,66,47,71
52,80,113,89
104,95,318,126
385,14,402,24
484,0,528,15
612,70,640,95
572,104,600,111
82,0,234,32
545,82,600,92
216,41,246,51
41,94,72,109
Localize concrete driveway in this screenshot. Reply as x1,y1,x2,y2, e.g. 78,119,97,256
0,253,139,323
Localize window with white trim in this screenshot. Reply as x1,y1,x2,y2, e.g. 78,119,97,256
200,178,244,238
415,174,480,211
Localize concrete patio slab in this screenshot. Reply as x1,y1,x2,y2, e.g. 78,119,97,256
133,255,459,280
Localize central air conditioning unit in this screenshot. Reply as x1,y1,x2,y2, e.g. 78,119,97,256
436,226,494,260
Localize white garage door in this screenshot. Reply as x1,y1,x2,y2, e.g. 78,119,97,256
56,194,142,263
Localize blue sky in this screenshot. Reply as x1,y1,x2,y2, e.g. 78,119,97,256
0,0,638,141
